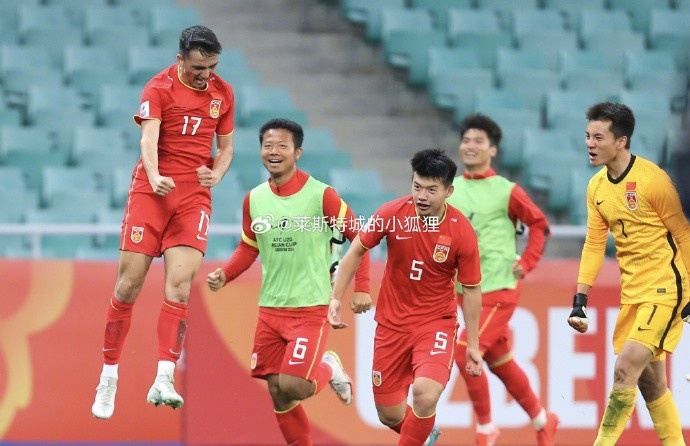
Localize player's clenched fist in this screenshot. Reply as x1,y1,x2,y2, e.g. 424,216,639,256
207,268,227,292
567,293,589,333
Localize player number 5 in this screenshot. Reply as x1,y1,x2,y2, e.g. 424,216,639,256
410,259,423,280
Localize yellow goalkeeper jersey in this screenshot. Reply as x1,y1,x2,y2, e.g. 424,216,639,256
578,155,690,304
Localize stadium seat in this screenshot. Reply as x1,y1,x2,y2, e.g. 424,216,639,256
618,90,673,118
410,0,472,30
110,168,133,209
449,32,514,70
1,125,68,189
226,152,267,190
579,10,633,42
24,208,96,258
542,0,606,31
609,0,671,33
581,30,645,65
545,89,614,129
205,233,240,260
85,27,152,61
0,104,21,126
214,65,263,91
242,109,309,129
649,10,690,70
128,46,177,85
17,5,81,41
97,84,142,128
624,50,687,102
522,128,580,165
149,7,202,46
109,0,176,26
303,128,341,153
0,45,59,105
429,69,494,119
0,166,27,191
21,27,83,68
447,9,502,38
488,109,542,172
511,10,566,38
339,191,398,220
0,188,38,224
568,166,594,225
63,45,130,99
473,88,533,115
71,126,129,163
328,168,386,196
664,128,690,167
210,186,245,224
499,70,562,111
235,86,300,127
383,29,445,81
230,127,261,154
515,30,578,69
522,151,585,214
426,47,484,95
41,166,103,207
476,0,539,30
340,0,405,30
559,49,626,93
300,150,353,184
26,85,93,127
93,207,125,250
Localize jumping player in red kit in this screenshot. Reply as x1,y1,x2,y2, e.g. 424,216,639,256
91,25,235,419
329,148,483,446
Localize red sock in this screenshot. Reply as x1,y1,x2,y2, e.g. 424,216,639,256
398,410,435,446
157,299,188,362
312,360,332,395
275,403,312,446
103,296,134,364
390,405,413,434
492,359,542,418
457,345,492,424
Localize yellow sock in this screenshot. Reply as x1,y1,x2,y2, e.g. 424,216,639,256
593,388,637,446
647,389,686,446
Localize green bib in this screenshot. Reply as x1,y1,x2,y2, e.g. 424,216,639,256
449,176,518,293
249,177,333,307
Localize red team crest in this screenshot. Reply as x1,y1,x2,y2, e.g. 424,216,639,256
433,235,451,263
625,182,638,211
209,99,222,119
130,226,144,243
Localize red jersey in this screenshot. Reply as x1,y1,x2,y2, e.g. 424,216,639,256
133,64,235,181
359,196,481,330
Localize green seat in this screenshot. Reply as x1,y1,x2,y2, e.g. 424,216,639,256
379,9,439,70
340,191,397,221
205,233,240,260
426,47,484,98
236,86,301,127
41,166,103,207
110,168,133,209
149,7,201,46
476,0,539,30
522,128,579,164
303,128,341,153
543,0,606,30
242,109,309,129
619,90,673,118
17,5,81,41
448,32,513,70
300,151,353,184
511,10,566,38
63,45,130,99
98,84,141,128
448,9,502,37
579,10,632,42
94,207,125,250
340,0,405,26
649,10,690,70
1,125,68,189
109,0,175,26
489,110,541,171
545,89,613,128
411,0,472,30
0,182,36,223
127,46,176,85
523,151,585,215
384,29,446,83
328,168,385,196
230,127,261,155
581,30,644,64
568,167,594,225
664,128,690,167
559,49,625,91
609,0,671,33
71,126,129,163
210,186,245,224
515,30,578,69
624,50,687,102
25,208,96,258
26,85,93,127
429,69,494,120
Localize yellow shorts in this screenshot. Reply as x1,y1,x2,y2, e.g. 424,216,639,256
613,299,686,361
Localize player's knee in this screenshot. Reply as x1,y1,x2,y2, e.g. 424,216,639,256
114,277,143,302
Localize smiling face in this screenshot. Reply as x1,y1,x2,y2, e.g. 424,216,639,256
459,128,496,174
261,128,302,185
411,172,453,220
177,49,219,90
585,119,629,169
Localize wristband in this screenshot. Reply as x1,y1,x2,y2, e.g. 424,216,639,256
573,293,588,307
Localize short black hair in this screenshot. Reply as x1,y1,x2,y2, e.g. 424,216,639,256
459,113,502,147
259,118,304,148
410,148,457,188
179,25,222,58
586,102,635,149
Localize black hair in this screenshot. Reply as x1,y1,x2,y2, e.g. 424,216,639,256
179,25,222,58
459,113,502,147
586,102,635,149
259,118,304,148
410,148,457,188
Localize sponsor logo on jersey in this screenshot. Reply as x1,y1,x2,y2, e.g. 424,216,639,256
250,352,258,370
210,99,222,119
433,234,451,263
131,226,144,243
372,370,382,387
625,181,638,211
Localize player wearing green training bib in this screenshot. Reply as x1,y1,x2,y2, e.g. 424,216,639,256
206,118,370,446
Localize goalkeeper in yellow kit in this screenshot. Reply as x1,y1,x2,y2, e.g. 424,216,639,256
567,102,690,446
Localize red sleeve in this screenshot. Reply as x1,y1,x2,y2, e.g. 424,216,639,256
323,187,370,293
221,192,259,283
508,184,550,273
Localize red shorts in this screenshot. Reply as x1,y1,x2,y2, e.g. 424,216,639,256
120,177,211,257
372,317,458,406
250,306,331,381
457,288,518,363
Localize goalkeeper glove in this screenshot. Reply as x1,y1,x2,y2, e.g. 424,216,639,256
682,301,690,323
568,293,589,333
